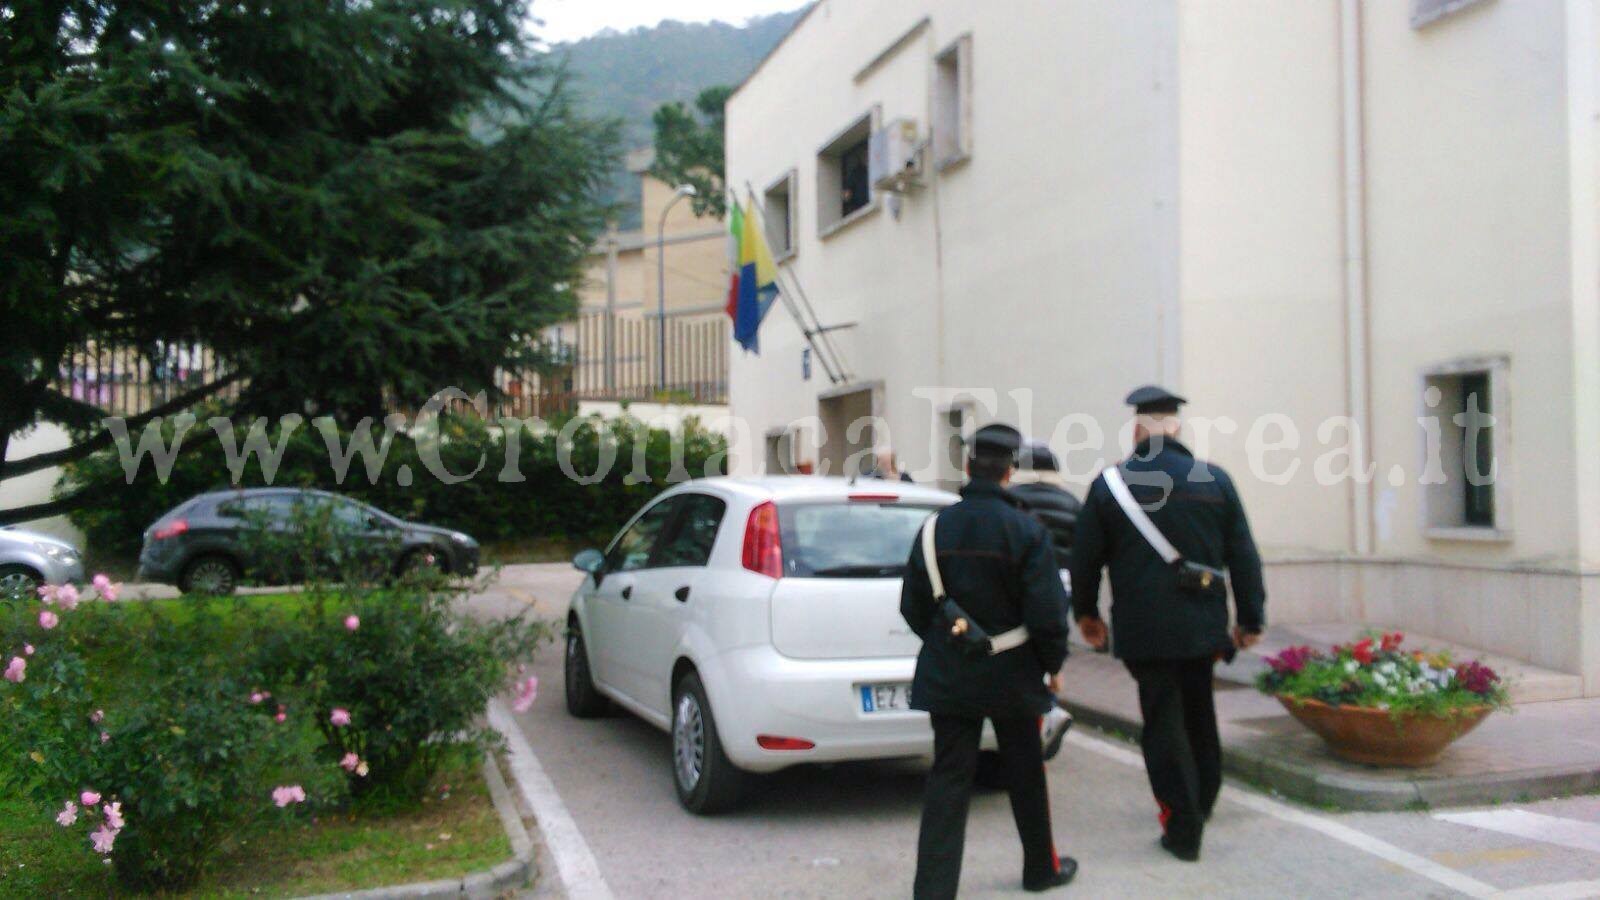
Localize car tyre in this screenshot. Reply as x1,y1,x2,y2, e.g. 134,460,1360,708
0,565,42,603
672,672,746,815
178,554,239,596
563,622,611,718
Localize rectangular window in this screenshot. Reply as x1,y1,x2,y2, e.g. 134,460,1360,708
817,110,878,236
766,429,796,475
1423,359,1505,538
763,171,796,259
932,35,972,169
655,493,726,568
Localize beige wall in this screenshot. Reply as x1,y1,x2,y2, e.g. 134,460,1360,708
725,0,1600,687
577,174,728,320
726,0,1180,480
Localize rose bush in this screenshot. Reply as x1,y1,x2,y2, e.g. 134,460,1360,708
0,580,321,890
1256,631,1510,714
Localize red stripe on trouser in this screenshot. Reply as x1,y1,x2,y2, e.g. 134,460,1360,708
1158,799,1173,832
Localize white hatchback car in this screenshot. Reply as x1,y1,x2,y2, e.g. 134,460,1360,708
564,476,960,813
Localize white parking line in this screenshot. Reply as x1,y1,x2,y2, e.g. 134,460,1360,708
488,700,616,900
1063,730,1500,898
1435,809,1600,856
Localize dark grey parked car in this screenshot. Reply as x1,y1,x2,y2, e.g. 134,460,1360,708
136,488,479,595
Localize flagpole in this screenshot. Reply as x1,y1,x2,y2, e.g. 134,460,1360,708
728,188,844,385
741,183,852,383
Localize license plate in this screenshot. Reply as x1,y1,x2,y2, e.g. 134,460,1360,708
859,682,911,714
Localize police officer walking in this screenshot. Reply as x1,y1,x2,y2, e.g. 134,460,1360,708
901,424,1078,897
1069,386,1266,862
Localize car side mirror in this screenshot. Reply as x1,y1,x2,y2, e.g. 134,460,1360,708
573,549,605,576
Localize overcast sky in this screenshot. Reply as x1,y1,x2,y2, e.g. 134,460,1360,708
531,0,807,45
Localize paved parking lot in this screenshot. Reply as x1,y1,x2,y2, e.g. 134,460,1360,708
472,564,1600,899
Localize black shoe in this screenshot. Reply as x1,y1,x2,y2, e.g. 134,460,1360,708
1024,856,1078,891
1159,833,1200,862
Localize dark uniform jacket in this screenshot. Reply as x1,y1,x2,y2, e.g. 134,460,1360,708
1009,477,1082,567
1069,439,1266,662
900,479,1071,719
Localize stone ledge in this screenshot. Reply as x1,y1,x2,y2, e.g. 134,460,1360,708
296,753,536,900
1062,695,1600,812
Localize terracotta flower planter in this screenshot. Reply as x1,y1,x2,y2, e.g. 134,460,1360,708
1276,697,1493,767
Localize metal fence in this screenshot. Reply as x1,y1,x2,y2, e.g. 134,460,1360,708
53,342,241,419
565,311,728,405
51,312,729,423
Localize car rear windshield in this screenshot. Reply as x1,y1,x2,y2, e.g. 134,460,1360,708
778,502,939,578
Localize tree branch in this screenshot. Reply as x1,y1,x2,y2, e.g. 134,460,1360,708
0,425,225,526
1,372,241,480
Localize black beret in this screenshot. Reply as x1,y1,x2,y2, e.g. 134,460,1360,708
1125,384,1187,415
969,423,1022,457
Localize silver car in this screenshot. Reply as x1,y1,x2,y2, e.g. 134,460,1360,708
0,526,87,601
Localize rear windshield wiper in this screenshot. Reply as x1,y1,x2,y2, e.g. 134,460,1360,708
808,564,905,578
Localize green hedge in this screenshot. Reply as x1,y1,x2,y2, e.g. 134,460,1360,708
60,412,728,558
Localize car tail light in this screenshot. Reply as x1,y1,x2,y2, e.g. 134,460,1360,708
757,735,815,751
848,493,899,502
741,501,783,578
152,518,189,540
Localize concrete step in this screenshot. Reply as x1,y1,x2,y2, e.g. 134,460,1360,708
1214,622,1583,704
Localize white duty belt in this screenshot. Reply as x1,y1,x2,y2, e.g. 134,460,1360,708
921,513,1030,655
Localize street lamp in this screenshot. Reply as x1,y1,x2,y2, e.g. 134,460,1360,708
657,183,697,394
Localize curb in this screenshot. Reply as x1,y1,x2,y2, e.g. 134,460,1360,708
297,754,537,900
1061,698,1600,812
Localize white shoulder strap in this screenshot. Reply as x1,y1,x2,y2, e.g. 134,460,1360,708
921,513,946,600
1102,467,1182,564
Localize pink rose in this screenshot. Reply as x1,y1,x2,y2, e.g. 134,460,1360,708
90,709,104,724
90,824,117,854
275,703,287,723
37,584,57,603
100,732,110,744
38,610,59,630
511,675,539,713
55,585,79,611
3,657,24,683
250,691,270,705
340,752,361,772
103,802,125,830
92,573,111,592
99,583,120,603
344,615,360,631
271,785,307,807
80,790,100,807
330,708,351,727
22,644,33,656
56,801,78,827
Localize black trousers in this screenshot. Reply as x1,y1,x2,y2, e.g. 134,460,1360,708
914,714,1058,899
1124,657,1222,850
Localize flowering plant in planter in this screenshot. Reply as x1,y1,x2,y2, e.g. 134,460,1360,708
1256,632,1509,714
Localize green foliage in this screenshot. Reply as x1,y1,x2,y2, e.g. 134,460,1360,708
59,412,728,558
250,586,548,801
0,590,315,891
537,10,804,228
1256,633,1510,716
650,85,732,218
2,0,617,468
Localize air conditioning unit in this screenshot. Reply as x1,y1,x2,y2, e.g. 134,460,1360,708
869,118,924,192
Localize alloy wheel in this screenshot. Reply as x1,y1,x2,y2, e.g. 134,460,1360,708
0,570,39,603
186,559,235,595
674,691,706,793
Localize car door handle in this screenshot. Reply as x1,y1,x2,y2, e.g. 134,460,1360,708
674,586,690,603
620,585,633,600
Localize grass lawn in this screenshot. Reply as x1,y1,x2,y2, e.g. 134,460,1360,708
0,593,519,897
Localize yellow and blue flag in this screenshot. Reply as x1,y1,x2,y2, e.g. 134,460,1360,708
724,199,779,353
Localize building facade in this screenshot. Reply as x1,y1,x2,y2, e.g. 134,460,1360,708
564,150,731,403
725,0,1600,693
